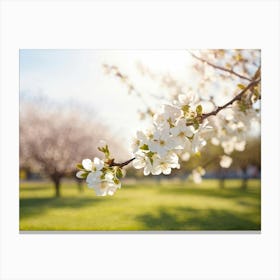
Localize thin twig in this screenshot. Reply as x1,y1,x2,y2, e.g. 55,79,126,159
200,78,260,121
109,157,136,168
188,51,252,82
103,64,152,111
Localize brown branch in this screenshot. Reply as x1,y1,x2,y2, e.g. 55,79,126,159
189,51,252,82
200,78,261,121
109,157,136,168
185,78,260,126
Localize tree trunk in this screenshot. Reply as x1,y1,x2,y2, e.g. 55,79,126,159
51,174,62,197
219,168,226,189
55,180,61,197
241,167,248,190
77,180,83,192
219,177,225,189
241,177,248,190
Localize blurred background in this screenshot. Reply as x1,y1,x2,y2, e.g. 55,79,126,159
20,50,261,231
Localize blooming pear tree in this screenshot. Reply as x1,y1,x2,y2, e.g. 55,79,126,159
20,98,125,197
77,49,261,196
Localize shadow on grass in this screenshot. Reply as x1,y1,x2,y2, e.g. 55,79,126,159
20,186,54,192
137,207,260,230
159,185,260,200
20,197,103,219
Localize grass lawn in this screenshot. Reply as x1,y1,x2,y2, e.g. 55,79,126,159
20,179,261,231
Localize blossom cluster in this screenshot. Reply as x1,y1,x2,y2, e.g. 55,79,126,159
76,144,123,196
191,166,206,184
207,101,260,168
131,93,212,177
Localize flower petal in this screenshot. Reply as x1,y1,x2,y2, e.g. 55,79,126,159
86,171,102,186
133,157,145,169
76,171,86,179
93,157,104,170
163,167,171,175
82,159,93,171
104,172,114,181
220,155,233,168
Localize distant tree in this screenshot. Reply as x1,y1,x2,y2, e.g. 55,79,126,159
179,137,260,188
231,138,261,189
20,100,125,197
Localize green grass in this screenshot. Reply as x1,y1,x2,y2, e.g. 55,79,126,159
20,179,261,231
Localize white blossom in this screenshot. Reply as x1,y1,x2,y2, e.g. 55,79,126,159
132,151,153,176
153,112,168,128
181,151,190,161
91,173,121,196
211,137,220,146
178,93,195,106
191,121,213,154
234,140,246,151
220,155,233,168
82,157,104,172
149,125,176,157
130,130,147,153
170,119,194,149
191,167,206,184
76,156,123,196
174,92,197,109
192,133,206,153
152,152,180,175
92,157,104,171
162,104,182,123
221,140,235,155
82,159,93,171
86,170,103,187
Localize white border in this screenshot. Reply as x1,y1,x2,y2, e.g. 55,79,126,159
1,1,280,279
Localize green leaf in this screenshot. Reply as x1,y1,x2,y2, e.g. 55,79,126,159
79,172,88,179
140,144,149,151
237,84,246,90
167,117,174,128
76,163,84,170
237,100,247,112
195,151,201,158
98,144,110,158
181,104,190,113
115,167,123,178
147,151,155,158
113,178,120,185
196,105,203,116
105,144,109,153
193,118,200,130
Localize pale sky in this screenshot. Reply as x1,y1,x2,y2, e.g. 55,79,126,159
20,50,193,150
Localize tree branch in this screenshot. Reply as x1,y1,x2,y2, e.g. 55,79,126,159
188,51,253,82
200,78,261,121
109,157,136,168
